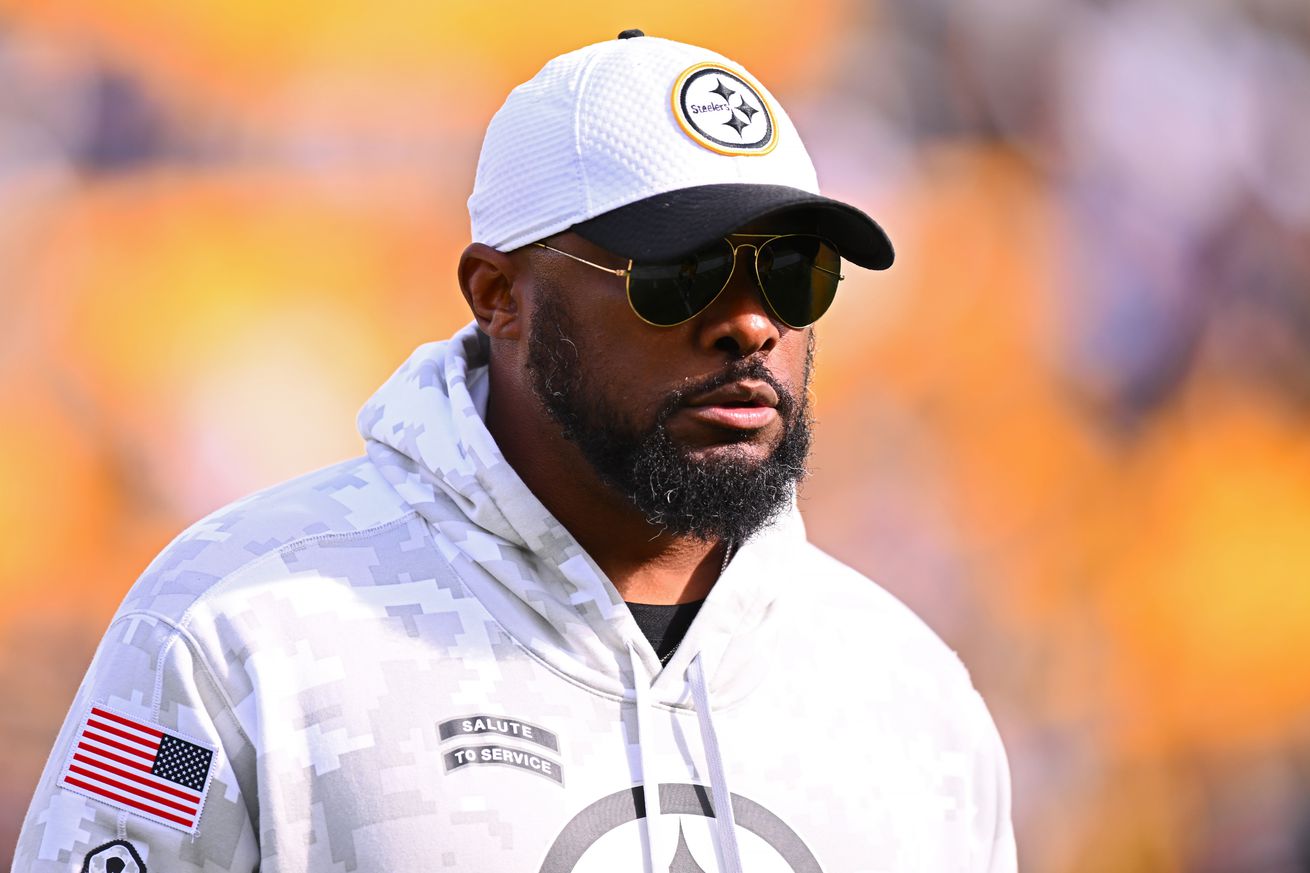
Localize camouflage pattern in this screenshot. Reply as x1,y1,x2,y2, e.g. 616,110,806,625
12,324,1016,872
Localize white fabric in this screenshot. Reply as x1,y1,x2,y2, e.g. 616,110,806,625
468,35,821,252
689,653,743,873
628,642,665,873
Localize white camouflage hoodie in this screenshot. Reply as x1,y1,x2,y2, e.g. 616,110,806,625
13,324,1017,873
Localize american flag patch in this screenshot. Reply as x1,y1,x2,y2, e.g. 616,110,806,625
58,706,215,834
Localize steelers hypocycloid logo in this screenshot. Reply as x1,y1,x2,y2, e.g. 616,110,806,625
539,783,822,872
673,64,777,156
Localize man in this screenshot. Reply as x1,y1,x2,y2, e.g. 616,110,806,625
14,32,1015,873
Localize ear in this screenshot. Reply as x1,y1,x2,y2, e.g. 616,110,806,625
458,243,522,340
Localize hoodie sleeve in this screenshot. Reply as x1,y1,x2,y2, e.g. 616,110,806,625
10,611,259,873
972,689,1018,873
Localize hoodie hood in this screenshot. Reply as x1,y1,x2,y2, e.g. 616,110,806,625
357,323,805,706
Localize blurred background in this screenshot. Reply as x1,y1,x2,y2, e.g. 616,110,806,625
2,0,1310,869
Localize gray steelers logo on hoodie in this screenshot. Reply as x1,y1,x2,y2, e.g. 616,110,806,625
539,783,821,872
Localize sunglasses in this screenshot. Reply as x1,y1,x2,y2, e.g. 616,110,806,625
531,233,844,329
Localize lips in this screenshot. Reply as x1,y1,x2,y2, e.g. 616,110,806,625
686,380,780,410
682,380,781,431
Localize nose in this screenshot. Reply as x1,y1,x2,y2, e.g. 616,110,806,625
695,245,785,357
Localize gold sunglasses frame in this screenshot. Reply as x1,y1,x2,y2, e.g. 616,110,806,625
531,233,844,329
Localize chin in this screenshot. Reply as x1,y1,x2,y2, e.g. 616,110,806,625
682,433,779,464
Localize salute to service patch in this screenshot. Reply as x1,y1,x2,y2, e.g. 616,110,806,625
58,707,216,834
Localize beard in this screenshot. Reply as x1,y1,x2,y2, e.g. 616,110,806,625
525,293,813,544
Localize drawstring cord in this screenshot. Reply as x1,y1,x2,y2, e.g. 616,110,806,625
628,642,665,873
689,653,743,873
628,621,742,871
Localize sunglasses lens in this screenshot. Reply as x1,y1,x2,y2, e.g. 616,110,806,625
758,235,842,328
627,241,736,326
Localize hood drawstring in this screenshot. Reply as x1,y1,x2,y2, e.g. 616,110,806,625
628,646,744,873
628,642,666,873
689,653,744,873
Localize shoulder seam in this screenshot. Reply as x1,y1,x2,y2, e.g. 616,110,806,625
129,510,421,750
174,510,421,632
102,610,258,755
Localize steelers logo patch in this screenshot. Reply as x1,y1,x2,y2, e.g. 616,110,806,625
672,63,777,156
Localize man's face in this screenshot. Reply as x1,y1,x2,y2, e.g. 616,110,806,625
521,223,816,543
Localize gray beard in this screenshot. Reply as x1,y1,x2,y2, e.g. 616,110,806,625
525,293,812,543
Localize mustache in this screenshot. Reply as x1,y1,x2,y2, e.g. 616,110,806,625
656,358,798,424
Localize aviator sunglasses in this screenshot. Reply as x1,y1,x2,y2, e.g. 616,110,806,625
532,233,845,329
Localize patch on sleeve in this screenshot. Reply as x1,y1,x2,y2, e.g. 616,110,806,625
58,706,215,835
81,839,147,873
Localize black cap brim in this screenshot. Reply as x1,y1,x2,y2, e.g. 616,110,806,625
571,183,894,270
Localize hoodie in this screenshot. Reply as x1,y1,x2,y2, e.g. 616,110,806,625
13,324,1017,873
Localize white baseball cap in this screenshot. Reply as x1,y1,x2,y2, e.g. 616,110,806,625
468,30,893,270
